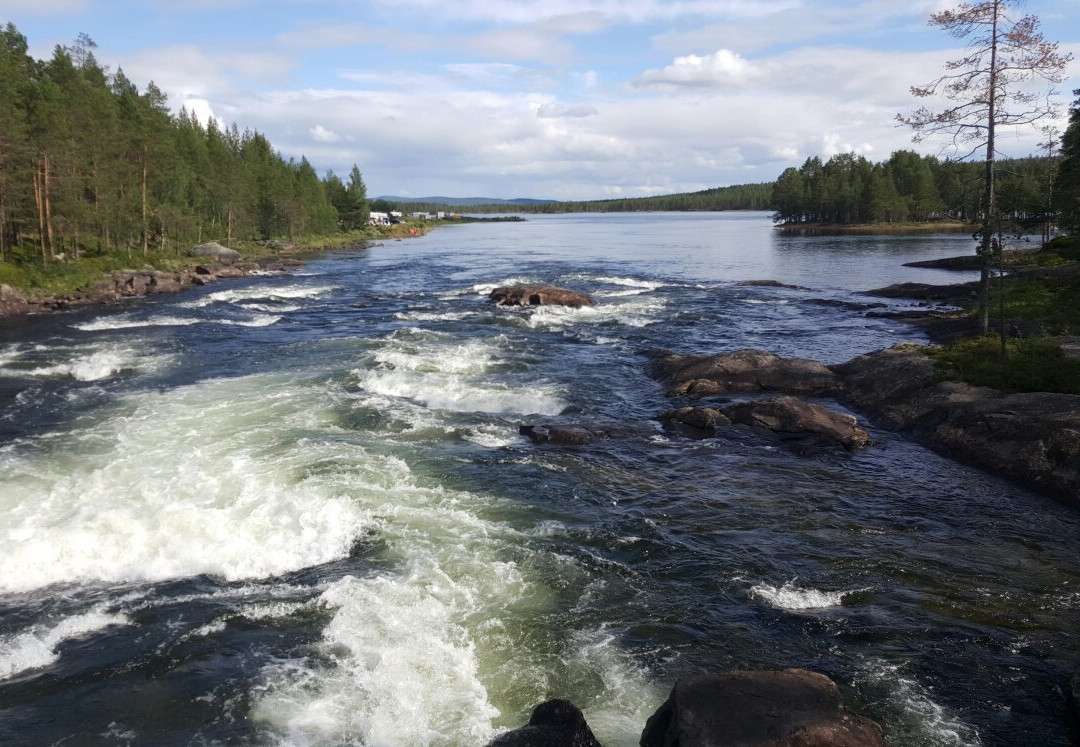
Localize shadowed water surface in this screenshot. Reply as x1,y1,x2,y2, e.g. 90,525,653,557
0,213,1077,745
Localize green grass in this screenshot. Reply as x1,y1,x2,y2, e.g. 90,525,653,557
929,336,1080,394
988,266,1080,334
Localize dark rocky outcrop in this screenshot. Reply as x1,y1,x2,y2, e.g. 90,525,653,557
862,281,977,306
519,422,653,445
724,396,870,451
488,699,600,747
191,242,242,261
640,669,885,747
736,279,807,289
659,406,732,430
490,285,596,308
660,398,868,451
650,349,842,398
805,298,887,312
832,344,1080,502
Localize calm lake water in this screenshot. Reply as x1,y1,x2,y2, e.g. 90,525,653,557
0,212,1077,745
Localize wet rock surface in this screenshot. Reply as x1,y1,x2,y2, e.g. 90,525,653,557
833,345,1080,503
490,284,596,308
723,396,869,451
660,398,868,451
640,669,885,747
488,699,600,747
650,349,842,397
519,422,653,445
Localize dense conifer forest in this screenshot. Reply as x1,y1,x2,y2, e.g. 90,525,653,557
0,23,369,264
770,151,1056,227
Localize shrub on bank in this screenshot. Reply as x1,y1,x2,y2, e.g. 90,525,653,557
930,336,1080,394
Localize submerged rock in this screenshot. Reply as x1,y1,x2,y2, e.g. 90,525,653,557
488,699,600,747
490,284,595,308
640,669,885,747
519,422,652,445
736,279,808,289
650,349,841,397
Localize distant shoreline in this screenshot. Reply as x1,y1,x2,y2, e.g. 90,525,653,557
775,221,976,235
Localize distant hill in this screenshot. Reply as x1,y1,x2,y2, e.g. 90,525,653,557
375,183,775,214
376,196,555,207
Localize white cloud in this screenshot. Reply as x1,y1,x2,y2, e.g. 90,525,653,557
633,49,752,88
374,0,796,25
310,124,341,142
0,0,86,13
536,102,599,118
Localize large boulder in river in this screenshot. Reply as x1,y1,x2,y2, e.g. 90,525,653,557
488,699,600,747
490,284,595,308
191,242,242,261
640,669,885,747
650,349,842,398
724,396,870,451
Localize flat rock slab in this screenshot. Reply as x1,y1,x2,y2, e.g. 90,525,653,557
641,669,885,747
650,349,842,397
490,284,595,308
833,344,1080,503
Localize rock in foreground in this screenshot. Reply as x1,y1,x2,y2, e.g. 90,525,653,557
488,699,600,747
650,349,842,397
640,669,885,747
490,284,595,308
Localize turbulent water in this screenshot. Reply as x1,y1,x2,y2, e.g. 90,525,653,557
1,212,1078,746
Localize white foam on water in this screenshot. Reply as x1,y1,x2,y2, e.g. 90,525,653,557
741,298,790,306
0,606,131,679
856,659,983,746
183,285,337,308
220,314,282,327
0,373,377,593
353,334,565,416
357,369,565,415
74,315,203,331
462,424,521,448
590,276,663,290
749,580,861,610
394,310,477,322
523,297,666,329
442,277,537,299
4,344,168,382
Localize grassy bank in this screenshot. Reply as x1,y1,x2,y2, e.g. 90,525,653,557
929,335,1080,395
920,241,1080,394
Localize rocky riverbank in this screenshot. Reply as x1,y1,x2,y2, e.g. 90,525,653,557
648,346,1079,505
0,258,306,318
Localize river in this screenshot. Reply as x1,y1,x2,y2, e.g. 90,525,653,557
0,212,1077,745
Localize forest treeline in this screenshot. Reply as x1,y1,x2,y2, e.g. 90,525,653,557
0,23,370,264
771,150,1055,227
398,183,774,215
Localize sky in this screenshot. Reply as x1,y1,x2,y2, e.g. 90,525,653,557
1,0,1078,200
